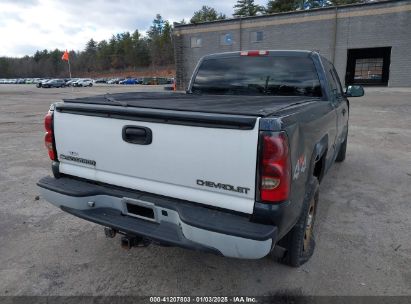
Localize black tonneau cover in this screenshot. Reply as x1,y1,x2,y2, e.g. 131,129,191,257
63,92,318,117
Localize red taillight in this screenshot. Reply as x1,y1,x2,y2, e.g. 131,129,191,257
259,131,291,203
240,50,269,56
44,111,52,131
44,111,56,160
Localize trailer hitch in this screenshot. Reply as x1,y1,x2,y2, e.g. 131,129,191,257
120,235,151,250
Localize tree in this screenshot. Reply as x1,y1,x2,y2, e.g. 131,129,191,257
147,15,174,67
96,40,111,70
265,0,366,13
0,58,10,77
160,21,174,65
83,39,98,71
233,0,264,17
148,14,165,38
131,30,150,67
118,32,134,67
266,0,300,14
190,6,226,24
85,39,97,54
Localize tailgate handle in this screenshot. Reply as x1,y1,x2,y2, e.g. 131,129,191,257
122,126,152,145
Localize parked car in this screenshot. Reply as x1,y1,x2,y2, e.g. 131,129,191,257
95,78,107,83
38,50,364,267
65,78,79,87
36,79,51,88
73,79,93,87
115,78,125,84
119,78,138,85
107,78,118,84
42,79,66,88
64,78,78,87
71,79,82,87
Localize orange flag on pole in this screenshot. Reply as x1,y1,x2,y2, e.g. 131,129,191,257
62,50,69,61
62,50,72,79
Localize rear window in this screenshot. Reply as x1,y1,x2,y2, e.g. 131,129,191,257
192,55,322,97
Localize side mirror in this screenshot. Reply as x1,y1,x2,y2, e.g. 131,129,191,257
345,85,364,97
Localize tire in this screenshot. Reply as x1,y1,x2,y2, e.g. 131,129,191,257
89,83,93,87
277,178,319,267
335,133,347,162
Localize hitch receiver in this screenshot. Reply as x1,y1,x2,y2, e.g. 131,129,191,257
120,235,151,250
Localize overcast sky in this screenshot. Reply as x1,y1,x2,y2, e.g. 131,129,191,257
0,0,268,57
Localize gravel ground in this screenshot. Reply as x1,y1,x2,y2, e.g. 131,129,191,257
0,84,410,296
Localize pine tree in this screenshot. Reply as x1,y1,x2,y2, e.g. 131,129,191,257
147,15,174,66
85,39,97,54
148,14,165,38
190,6,226,24
266,0,301,14
233,0,264,17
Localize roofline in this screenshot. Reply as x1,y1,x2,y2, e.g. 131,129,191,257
174,0,410,28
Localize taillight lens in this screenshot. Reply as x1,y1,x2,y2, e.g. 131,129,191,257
44,111,56,160
259,131,291,203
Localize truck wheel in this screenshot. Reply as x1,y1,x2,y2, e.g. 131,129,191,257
278,178,319,267
335,134,347,162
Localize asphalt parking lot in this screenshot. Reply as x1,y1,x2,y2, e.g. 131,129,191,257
0,84,410,296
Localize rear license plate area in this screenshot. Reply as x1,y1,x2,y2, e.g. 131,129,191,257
122,198,157,222
126,203,154,219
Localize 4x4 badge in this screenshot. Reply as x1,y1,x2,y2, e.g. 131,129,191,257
293,155,307,180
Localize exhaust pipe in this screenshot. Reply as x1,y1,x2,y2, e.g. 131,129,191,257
120,235,151,250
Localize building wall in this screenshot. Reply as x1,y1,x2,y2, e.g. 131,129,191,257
174,0,411,89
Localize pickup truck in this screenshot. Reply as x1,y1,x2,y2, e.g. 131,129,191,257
37,50,364,267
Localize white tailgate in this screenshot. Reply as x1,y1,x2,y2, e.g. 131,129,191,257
54,112,260,214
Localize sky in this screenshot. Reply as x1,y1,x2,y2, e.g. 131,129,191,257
0,0,267,57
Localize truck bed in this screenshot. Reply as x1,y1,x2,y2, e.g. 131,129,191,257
63,92,319,117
